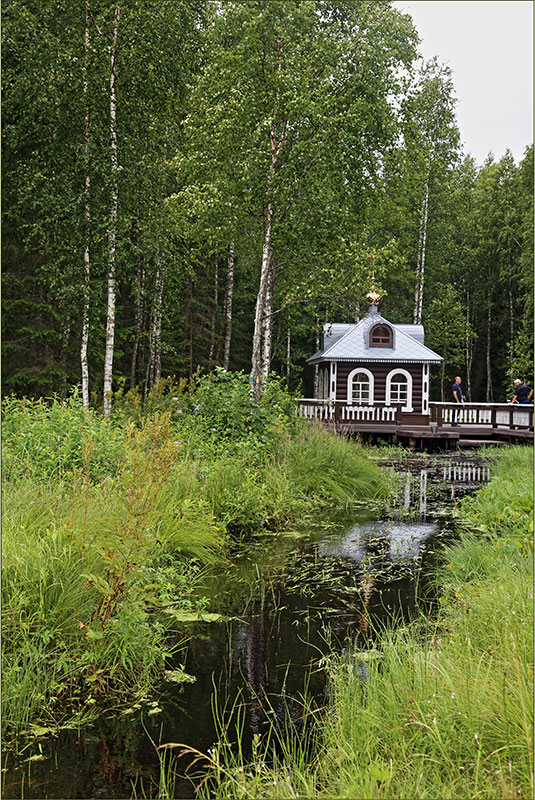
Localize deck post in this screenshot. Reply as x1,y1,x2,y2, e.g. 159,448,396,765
491,407,497,429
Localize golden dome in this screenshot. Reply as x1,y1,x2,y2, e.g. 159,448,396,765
365,288,382,306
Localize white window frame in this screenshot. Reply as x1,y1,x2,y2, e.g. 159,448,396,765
347,367,374,405
386,368,413,412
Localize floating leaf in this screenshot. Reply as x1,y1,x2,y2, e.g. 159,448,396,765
163,669,196,684
163,609,226,623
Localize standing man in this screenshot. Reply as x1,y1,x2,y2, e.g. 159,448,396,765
510,379,533,404
452,375,463,426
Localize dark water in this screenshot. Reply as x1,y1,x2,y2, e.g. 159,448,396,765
2,452,491,799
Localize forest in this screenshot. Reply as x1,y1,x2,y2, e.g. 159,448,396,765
2,0,533,406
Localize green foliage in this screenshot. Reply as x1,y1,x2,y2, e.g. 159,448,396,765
178,369,298,456
455,445,533,550
2,391,125,483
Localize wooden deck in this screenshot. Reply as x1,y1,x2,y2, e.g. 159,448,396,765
297,400,534,448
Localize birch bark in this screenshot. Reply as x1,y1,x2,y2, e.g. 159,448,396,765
486,296,493,402
249,24,286,399
130,262,144,389
413,178,429,325
286,329,291,379
465,296,473,402
80,0,91,409
261,262,275,376
250,203,273,398
223,242,235,371
208,254,218,366
103,4,120,416
313,321,320,398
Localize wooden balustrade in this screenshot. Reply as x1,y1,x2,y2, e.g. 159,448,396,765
429,402,533,431
297,399,534,433
297,399,404,425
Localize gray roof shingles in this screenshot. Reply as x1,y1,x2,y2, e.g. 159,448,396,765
308,312,443,364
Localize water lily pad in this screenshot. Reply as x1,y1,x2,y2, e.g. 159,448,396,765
163,609,226,623
163,669,196,684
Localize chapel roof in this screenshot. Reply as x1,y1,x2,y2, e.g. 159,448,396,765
307,309,443,364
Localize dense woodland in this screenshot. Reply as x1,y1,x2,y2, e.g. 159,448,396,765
3,0,533,408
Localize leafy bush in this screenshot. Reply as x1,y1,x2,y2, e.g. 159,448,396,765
2,392,124,483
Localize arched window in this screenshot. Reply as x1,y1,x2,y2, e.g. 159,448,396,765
347,368,374,404
370,324,393,348
386,368,413,412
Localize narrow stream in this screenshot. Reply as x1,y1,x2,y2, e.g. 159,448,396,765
2,452,491,799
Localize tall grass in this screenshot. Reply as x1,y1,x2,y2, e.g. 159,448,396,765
2,384,387,744
193,446,533,800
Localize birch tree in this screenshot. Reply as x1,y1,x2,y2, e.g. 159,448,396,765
178,0,418,397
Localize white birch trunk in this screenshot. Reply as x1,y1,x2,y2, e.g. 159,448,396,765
486,296,493,402
250,25,285,398
223,242,235,371
80,0,91,409
102,4,120,416
413,179,429,325
509,286,514,362
152,264,164,385
313,321,320,398
249,204,273,398
465,295,473,402
286,328,291,379
130,263,144,389
261,263,275,376
208,254,218,366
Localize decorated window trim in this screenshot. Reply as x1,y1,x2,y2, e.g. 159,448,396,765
347,367,374,405
369,324,393,348
385,368,413,412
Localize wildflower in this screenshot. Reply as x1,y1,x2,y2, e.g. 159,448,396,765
451,692,455,699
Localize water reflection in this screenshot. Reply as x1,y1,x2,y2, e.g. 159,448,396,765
385,459,490,522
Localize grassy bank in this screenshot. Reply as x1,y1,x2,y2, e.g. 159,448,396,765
2,373,387,745
194,445,533,800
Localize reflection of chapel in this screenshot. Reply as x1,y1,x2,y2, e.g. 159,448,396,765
307,290,443,425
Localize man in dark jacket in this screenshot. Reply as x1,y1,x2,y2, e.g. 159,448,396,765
452,376,463,426
511,379,533,404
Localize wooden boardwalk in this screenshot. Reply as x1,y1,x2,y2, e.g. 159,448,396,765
297,400,534,448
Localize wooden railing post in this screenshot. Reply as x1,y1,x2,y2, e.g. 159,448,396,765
491,407,497,428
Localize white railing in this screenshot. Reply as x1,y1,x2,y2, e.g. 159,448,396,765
298,399,334,421
297,399,402,424
430,402,533,429
341,404,397,422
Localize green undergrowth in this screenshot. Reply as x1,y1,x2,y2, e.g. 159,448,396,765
2,373,387,745
184,446,533,800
